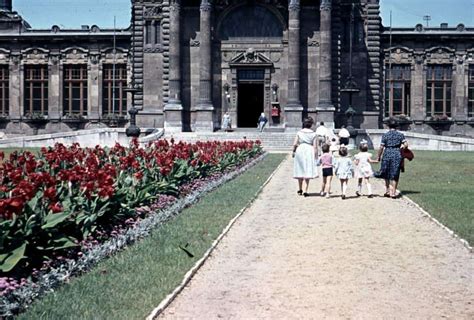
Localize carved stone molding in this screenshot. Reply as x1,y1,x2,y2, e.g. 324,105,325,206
60,47,89,64
21,47,50,64
0,48,10,64
425,46,455,64
288,0,300,11
320,0,331,11
100,47,129,63
144,6,163,19
384,47,414,64
415,53,424,65
144,46,165,53
169,0,181,12
200,0,212,12
456,23,465,32
190,39,200,47
49,54,60,65
415,24,424,32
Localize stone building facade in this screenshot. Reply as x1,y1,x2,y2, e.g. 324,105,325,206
0,0,473,137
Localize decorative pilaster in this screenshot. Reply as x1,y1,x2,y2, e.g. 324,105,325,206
194,0,214,132
47,53,61,121
164,0,183,132
317,0,335,127
285,0,303,128
8,54,20,119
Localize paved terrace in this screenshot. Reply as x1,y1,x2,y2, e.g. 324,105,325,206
158,155,473,319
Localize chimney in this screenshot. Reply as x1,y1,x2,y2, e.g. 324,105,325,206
0,0,12,12
440,23,448,29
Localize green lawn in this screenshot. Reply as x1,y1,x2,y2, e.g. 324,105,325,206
18,154,286,320
396,151,474,245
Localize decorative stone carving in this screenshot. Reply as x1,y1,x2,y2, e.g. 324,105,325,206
425,46,455,64
51,25,60,33
143,46,165,53
320,0,331,11
384,46,414,64
144,6,163,19
190,39,200,47
49,54,60,65
200,0,212,12
415,24,424,32
243,48,257,63
270,51,282,62
289,0,300,11
61,47,89,64
101,47,129,63
456,23,465,32
0,48,10,64
228,49,273,66
415,53,424,65
89,54,100,65
90,25,100,33
307,39,320,47
21,47,49,64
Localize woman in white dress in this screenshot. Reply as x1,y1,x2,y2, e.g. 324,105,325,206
292,117,318,197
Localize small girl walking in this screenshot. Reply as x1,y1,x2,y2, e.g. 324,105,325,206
354,141,379,198
334,146,354,200
318,143,334,198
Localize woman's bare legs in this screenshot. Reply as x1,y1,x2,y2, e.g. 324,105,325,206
326,175,333,195
303,178,310,193
297,178,303,194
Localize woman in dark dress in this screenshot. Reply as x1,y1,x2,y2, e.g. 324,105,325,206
376,119,408,198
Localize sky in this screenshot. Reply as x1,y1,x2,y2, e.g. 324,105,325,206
13,0,474,29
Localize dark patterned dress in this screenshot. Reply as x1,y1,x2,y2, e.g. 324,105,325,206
380,130,407,181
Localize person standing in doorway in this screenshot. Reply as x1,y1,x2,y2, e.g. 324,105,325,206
258,112,268,132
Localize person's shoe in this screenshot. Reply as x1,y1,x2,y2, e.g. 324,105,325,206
341,194,346,200
384,192,390,198
326,193,330,199
355,191,361,197
303,192,309,197
297,190,303,195
368,194,374,198
320,191,325,196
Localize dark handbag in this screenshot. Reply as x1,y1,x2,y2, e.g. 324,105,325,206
401,148,414,161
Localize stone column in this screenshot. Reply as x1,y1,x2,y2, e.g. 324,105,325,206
411,56,425,122
195,0,214,132
317,0,335,127
88,55,101,121
285,0,303,128
164,0,183,132
47,54,61,122
8,55,21,120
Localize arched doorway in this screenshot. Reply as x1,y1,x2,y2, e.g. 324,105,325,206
217,3,284,128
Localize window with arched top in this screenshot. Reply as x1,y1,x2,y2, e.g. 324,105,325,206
218,5,284,40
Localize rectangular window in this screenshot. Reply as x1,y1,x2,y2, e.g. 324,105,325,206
426,65,452,117
24,65,48,115
144,20,160,46
63,65,87,116
0,66,8,116
102,64,127,115
145,20,152,44
469,65,474,118
385,65,411,117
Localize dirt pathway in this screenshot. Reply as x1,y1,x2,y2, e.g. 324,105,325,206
159,155,473,319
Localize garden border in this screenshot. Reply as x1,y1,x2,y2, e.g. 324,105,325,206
402,195,473,253
146,154,287,320
0,152,268,318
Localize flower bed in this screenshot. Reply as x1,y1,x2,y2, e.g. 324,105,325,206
0,138,262,315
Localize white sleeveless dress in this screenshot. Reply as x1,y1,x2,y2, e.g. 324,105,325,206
293,129,318,179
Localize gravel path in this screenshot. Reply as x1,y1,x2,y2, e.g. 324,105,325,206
159,155,474,319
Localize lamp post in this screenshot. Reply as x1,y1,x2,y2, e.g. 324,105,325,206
125,2,142,138
340,3,359,134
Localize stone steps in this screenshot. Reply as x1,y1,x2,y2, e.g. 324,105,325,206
164,131,297,151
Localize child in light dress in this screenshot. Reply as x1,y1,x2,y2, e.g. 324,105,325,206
334,146,354,200
354,140,379,198
318,143,334,198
